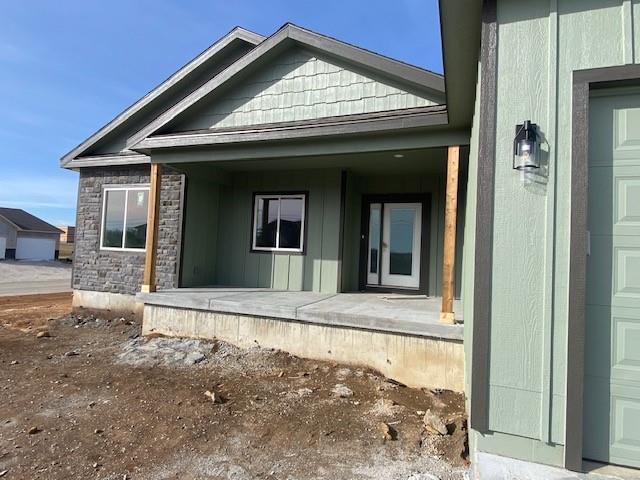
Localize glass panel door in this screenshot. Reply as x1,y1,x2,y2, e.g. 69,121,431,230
381,203,421,288
367,203,381,285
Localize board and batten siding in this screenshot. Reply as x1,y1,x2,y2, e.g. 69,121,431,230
212,169,342,293
172,47,443,132
465,0,640,467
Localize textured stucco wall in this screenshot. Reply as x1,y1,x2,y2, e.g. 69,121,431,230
73,166,183,295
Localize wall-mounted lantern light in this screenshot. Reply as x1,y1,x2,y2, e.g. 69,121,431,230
513,120,540,171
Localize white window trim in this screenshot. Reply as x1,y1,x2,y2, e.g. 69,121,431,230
100,185,150,252
251,193,306,253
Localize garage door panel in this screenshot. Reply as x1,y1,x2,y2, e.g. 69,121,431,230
589,166,640,236
585,91,640,468
16,237,55,261
610,383,640,468
613,315,640,383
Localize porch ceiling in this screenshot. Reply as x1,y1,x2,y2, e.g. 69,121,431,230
168,146,469,176
138,288,463,341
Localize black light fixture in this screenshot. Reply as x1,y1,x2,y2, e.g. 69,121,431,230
513,120,540,171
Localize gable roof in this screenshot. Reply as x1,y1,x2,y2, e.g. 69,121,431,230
60,26,264,167
126,23,445,150
0,208,63,234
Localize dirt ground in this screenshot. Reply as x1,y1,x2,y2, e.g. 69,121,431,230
0,294,468,480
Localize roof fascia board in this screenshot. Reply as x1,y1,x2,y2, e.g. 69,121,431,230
126,26,294,149
148,129,470,165
287,25,445,95
18,229,64,235
128,24,445,150
60,27,265,167
133,108,448,151
64,153,150,169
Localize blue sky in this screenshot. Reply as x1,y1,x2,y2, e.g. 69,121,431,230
0,0,442,226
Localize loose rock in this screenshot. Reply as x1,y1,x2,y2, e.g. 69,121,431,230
204,390,224,404
423,409,448,436
27,426,40,435
36,331,50,338
331,384,353,398
379,422,395,441
297,388,313,397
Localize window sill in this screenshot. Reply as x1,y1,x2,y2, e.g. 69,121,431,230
100,247,146,254
251,248,305,255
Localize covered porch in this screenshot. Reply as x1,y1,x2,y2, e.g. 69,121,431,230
138,143,468,390
142,144,468,325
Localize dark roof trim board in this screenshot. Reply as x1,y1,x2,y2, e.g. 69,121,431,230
59,26,265,167
0,208,63,234
127,23,446,150
133,105,448,152
64,153,150,169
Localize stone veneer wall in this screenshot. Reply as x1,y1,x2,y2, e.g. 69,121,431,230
73,166,183,295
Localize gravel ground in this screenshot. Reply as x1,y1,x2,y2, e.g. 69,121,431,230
0,260,71,283
0,294,470,480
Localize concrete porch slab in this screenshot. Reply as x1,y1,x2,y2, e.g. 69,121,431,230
138,288,463,340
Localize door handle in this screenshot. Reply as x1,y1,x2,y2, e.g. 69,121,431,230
382,242,388,249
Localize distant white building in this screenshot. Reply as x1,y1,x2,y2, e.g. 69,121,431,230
0,208,62,260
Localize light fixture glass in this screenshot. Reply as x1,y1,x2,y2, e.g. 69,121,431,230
393,153,404,158
513,120,540,171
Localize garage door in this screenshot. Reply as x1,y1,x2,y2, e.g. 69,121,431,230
584,88,640,468
16,237,55,261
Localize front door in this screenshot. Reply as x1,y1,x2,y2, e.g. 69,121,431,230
583,88,640,468
365,200,423,290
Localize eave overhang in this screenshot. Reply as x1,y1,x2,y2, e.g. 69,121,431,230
60,26,265,168
132,105,448,153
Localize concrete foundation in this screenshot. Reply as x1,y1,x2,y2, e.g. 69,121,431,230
142,304,464,391
72,289,143,316
473,453,637,480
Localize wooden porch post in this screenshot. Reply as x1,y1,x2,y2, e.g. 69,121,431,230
440,146,459,325
141,163,162,293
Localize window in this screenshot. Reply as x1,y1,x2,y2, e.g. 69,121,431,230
100,186,149,250
252,193,306,252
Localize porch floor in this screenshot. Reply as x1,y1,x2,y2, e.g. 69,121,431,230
138,288,463,340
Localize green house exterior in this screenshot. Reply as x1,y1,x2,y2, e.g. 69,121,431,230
62,5,640,477
439,0,640,475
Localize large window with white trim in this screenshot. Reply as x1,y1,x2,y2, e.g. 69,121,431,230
100,186,149,251
252,193,306,253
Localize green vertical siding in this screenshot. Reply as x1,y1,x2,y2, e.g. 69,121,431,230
469,0,640,467
180,178,220,287
214,169,342,293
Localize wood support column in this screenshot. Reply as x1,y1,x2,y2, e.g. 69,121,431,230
440,146,460,324
141,163,162,293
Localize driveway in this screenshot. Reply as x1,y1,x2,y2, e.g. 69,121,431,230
0,260,72,296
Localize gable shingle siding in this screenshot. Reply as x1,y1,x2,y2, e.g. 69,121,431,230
73,166,183,295
174,47,441,131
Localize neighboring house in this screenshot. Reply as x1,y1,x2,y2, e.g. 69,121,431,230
61,3,640,477
0,208,62,260
58,225,75,244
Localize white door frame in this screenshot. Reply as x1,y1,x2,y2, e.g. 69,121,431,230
364,200,423,290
